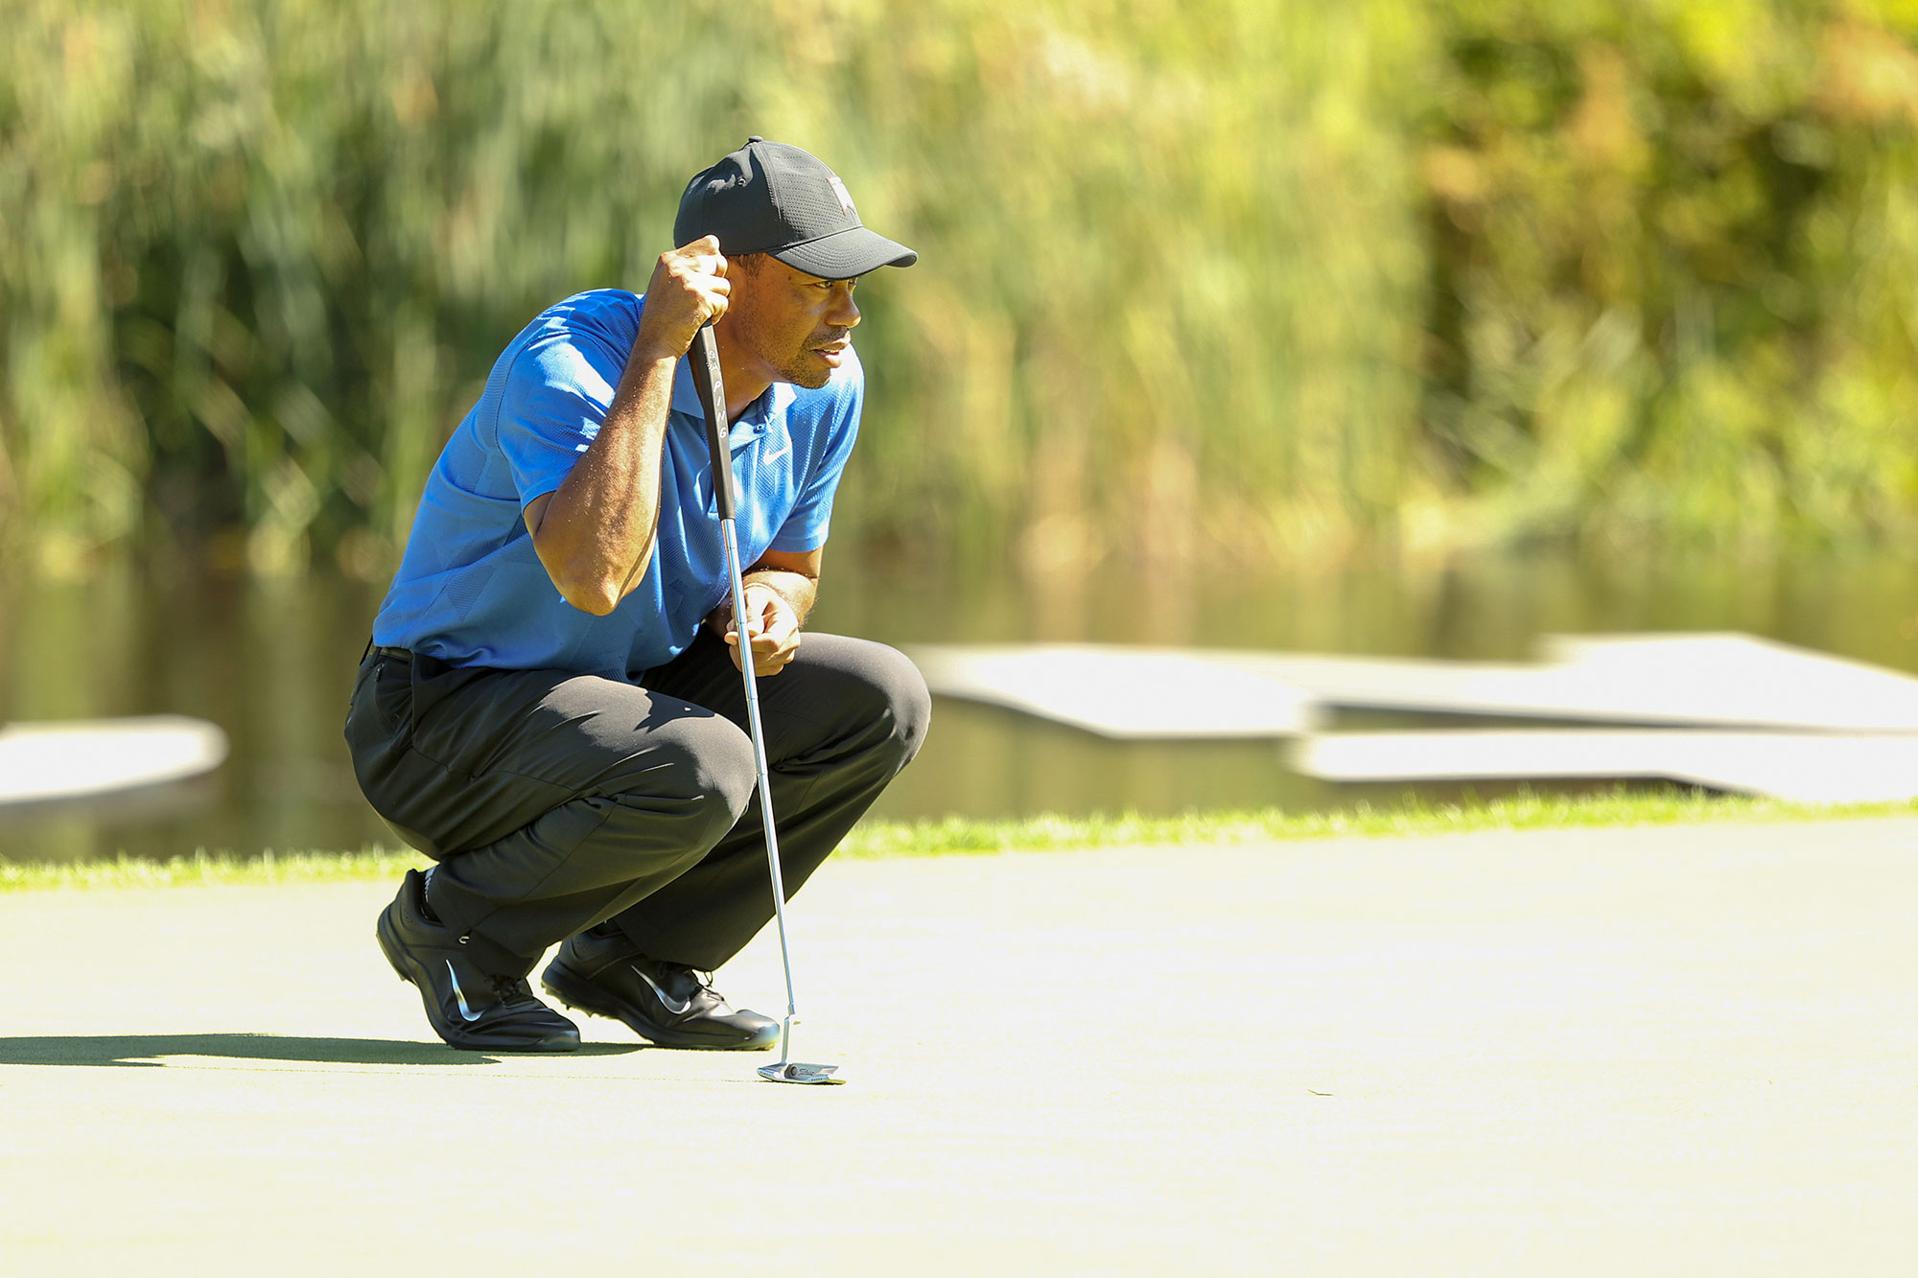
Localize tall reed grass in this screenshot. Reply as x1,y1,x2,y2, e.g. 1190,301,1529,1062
2,0,1915,576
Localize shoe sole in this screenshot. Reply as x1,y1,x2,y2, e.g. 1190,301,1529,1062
541,963,777,1051
376,907,578,1054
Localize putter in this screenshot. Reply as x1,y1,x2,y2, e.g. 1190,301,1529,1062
689,322,843,1086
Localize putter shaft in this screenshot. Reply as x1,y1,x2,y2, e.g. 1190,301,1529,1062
719,514,800,1053
689,323,828,1080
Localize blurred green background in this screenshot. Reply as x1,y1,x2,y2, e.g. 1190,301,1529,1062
5,0,1918,859
7,0,1918,575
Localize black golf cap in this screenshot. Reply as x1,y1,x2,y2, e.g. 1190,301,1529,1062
674,137,917,280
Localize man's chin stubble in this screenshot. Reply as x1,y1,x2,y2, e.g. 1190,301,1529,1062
784,359,832,390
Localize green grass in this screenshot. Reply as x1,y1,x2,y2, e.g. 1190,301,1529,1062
4,789,1913,893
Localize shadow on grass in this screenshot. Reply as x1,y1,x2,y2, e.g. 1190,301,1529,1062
0,1034,643,1068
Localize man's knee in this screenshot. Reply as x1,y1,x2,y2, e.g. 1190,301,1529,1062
855,641,932,771
620,712,757,836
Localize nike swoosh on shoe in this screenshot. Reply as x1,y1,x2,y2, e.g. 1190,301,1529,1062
446,961,485,1023
633,965,692,1016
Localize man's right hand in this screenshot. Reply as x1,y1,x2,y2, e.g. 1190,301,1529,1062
633,236,731,362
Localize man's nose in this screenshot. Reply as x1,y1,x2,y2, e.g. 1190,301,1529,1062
829,286,860,328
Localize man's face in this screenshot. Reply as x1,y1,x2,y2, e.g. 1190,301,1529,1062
723,255,862,390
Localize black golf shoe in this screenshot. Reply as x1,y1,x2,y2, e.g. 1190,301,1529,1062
376,869,579,1053
541,925,778,1051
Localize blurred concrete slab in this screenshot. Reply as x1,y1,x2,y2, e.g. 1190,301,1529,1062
912,634,1918,736
907,644,1319,739
1293,729,1918,803
0,716,228,813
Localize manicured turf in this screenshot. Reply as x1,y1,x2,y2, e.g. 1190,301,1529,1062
7,818,1917,1273
4,788,1913,893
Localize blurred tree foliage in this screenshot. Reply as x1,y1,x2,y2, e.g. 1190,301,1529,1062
1,0,1915,577
1417,0,1918,557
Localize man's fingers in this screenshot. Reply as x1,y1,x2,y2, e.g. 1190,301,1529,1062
637,236,735,358
723,630,799,676
758,608,799,649
745,586,797,637
697,275,731,325
724,628,780,651
759,625,798,675
726,586,799,676
754,641,796,676
723,629,789,656
678,234,727,268
726,608,765,639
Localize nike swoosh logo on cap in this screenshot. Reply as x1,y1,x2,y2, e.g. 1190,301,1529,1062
445,961,484,1023
632,965,692,1016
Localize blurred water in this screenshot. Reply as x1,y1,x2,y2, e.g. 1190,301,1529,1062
3,551,1915,862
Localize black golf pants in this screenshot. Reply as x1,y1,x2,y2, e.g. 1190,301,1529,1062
343,631,930,977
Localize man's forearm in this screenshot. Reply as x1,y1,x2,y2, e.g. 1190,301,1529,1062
532,350,676,614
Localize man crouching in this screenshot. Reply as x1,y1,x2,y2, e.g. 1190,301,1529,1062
344,138,929,1051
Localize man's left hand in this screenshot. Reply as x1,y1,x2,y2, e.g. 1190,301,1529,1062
718,583,801,676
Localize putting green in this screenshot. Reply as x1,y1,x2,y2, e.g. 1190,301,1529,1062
3,820,1914,1274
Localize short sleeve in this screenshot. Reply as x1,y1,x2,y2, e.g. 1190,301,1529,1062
770,373,862,552
494,339,618,507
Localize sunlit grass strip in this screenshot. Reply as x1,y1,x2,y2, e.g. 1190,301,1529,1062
4,790,1914,893
836,791,1918,855
0,846,433,893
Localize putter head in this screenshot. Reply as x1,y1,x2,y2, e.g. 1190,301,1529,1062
758,1061,843,1085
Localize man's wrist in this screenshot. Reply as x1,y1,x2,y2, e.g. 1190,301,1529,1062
624,341,682,376
706,569,815,634
748,570,814,617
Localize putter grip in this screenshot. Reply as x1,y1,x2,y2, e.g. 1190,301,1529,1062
688,323,737,521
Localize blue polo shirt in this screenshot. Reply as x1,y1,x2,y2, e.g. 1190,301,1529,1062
371,288,861,679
